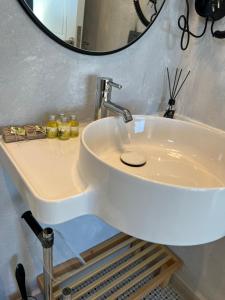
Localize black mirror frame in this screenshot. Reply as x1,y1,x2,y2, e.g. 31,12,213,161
17,0,165,56
134,0,153,27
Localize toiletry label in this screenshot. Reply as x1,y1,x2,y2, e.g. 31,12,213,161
58,125,70,140
47,127,58,138
70,126,79,137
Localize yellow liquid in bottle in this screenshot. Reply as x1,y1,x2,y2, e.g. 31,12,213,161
58,118,70,140
69,119,79,138
46,120,58,138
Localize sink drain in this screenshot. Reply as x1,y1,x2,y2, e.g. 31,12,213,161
120,151,147,167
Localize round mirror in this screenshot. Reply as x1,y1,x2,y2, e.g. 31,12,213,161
18,0,165,55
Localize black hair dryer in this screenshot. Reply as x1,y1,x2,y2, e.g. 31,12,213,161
195,0,225,38
15,264,28,300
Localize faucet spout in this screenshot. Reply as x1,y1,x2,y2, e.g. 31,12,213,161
103,101,133,123
95,77,133,123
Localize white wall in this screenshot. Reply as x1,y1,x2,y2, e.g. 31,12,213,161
1,0,225,299
0,0,173,298
0,1,173,129
165,3,225,300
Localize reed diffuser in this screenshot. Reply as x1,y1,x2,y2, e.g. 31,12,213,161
164,67,191,119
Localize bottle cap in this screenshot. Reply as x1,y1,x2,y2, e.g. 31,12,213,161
58,113,65,119
61,116,68,123
48,114,56,121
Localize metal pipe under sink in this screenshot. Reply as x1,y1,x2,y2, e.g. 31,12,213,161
22,211,54,300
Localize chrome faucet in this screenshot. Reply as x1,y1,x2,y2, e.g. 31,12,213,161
95,77,133,123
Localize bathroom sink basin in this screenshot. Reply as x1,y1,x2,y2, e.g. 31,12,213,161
0,137,93,224
1,115,225,245
79,116,225,245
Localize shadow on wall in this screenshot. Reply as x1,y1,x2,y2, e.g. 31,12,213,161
0,277,6,299
172,236,225,299
157,67,169,113
86,74,99,121
0,170,42,298
0,168,119,299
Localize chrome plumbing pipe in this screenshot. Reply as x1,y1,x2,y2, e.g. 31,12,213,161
62,287,72,300
21,211,54,300
42,228,54,300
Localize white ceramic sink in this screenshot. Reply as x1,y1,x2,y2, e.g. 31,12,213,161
0,137,93,223
1,115,225,246
79,116,225,245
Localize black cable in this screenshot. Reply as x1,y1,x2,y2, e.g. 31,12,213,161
150,1,158,22
133,0,158,27
178,0,209,50
211,18,216,36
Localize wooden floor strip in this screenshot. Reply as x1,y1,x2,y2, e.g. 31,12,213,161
71,244,160,300
129,261,182,300
86,249,168,300
106,256,173,300
54,240,149,299
38,233,130,291
37,233,182,300
53,236,137,287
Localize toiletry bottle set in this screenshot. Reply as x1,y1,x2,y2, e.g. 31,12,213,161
46,113,79,140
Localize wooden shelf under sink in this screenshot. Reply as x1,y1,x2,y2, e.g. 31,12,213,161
37,233,182,299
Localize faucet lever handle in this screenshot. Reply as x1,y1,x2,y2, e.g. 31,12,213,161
109,81,122,89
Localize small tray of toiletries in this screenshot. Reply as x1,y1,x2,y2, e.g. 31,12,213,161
2,112,79,143
2,125,46,143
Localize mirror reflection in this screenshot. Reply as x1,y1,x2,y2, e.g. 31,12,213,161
23,0,165,53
